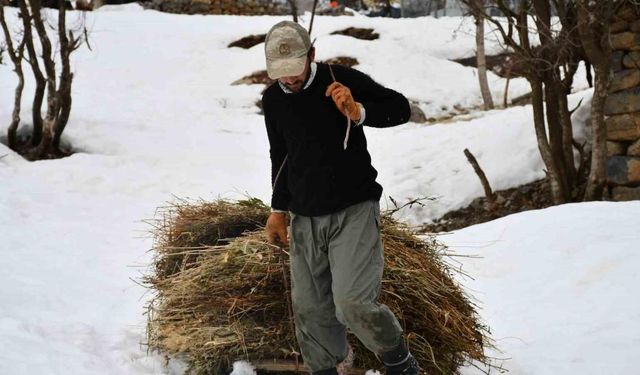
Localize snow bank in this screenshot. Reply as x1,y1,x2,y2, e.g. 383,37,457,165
442,202,640,375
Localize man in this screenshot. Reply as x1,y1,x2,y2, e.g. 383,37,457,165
262,20,419,375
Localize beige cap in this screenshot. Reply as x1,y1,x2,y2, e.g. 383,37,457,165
265,21,311,80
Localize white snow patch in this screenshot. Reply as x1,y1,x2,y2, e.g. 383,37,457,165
231,361,257,375
443,202,640,375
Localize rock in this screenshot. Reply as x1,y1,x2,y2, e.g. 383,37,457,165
606,113,640,141
613,51,626,72
607,141,628,157
611,32,640,51
611,186,640,201
610,69,640,93
623,51,640,69
628,139,640,156
190,0,211,14
470,198,483,210
607,156,640,185
616,4,640,22
605,88,640,115
409,103,427,123
330,27,379,41
228,34,266,49
632,20,640,33
323,56,359,67
611,20,630,33
231,70,272,86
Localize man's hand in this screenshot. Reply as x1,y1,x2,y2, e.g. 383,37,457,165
325,82,361,122
266,212,288,246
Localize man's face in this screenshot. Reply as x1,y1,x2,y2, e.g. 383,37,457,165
278,49,315,93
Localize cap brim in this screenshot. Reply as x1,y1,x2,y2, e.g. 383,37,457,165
266,56,306,80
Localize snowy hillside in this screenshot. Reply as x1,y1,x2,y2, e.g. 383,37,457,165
1,4,637,375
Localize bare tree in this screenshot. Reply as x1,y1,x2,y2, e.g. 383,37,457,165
2,0,86,159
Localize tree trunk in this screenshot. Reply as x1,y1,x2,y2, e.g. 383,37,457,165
557,85,577,191
531,78,566,204
584,65,610,200
503,76,511,108
30,0,60,156
53,2,73,150
475,4,494,110
543,78,570,200
0,5,25,150
577,0,615,201
17,0,46,146
8,73,25,150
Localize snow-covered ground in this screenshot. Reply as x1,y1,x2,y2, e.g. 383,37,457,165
445,202,640,375
0,4,637,375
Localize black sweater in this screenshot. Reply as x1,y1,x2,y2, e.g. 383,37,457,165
262,63,411,216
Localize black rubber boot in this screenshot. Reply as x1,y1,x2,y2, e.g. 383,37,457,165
382,339,421,375
312,367,339,375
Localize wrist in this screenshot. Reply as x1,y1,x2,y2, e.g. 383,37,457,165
355,102,365,125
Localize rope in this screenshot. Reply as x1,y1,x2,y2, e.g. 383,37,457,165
272,154,288,191
327,64,352,150
279,244,299,371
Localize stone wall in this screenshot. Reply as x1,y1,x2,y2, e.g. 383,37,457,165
606,2,640,201
144,0,292,16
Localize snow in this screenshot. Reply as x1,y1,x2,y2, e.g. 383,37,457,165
0,4,637,375
443,202,640,375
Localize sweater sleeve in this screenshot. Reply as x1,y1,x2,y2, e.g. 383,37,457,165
263,94,291,211
335,65,411,128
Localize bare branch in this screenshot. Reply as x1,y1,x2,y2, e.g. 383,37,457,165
464,148,496,210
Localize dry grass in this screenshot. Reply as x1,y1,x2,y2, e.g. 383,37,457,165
144,198,491,375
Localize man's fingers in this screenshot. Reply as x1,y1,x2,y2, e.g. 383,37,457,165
278,227,288,245
325,82,343,97
332,89,352,106
267,231,277,244
330,88,343,102
331,86,349,98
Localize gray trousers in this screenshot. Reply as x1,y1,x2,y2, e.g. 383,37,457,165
289,200,403,372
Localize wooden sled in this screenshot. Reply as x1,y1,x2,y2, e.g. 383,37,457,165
253,359,365,375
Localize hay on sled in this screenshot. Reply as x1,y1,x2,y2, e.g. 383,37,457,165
144,198,490,374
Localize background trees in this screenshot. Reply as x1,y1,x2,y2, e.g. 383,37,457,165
459,0,626,203
0,0,87,160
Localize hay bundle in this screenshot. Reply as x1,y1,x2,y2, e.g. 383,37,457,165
144,198,490,374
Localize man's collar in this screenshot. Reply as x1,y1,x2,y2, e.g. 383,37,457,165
278,62,318,94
